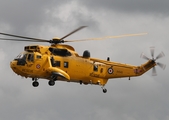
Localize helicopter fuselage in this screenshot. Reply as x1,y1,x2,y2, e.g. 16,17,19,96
10,44,156,87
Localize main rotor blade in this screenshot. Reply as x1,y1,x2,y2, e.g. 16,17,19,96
140,53,150,60
157,62,166,70
155,52,165,60
60,26,87,40
0,32,49,42
0,38,48,42
64,33,147,42
150,46,155,59
152,67,157,76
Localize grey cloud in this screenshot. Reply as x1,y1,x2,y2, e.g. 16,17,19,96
0,0,69,34
78,0,169,16
0,0,169,120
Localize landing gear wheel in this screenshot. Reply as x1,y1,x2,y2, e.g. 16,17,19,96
32,81,39,87
103,88,107,93
48,80,55,86
79,81,83,85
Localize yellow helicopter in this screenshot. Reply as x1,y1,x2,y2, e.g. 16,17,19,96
0,26,166,93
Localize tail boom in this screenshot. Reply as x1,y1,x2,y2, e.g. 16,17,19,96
105,60,156,79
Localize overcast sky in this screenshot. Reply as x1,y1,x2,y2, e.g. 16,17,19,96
0,0,169,120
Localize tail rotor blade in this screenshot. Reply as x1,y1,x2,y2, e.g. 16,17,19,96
157,62,166,70
156,52,165,60
152,67,157,76
140,53,150,60
150,46,155,59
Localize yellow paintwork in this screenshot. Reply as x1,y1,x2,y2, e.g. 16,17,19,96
10,44,156,86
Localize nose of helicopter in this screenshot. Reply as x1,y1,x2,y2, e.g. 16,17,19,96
10,60,26,77
10,60,18,71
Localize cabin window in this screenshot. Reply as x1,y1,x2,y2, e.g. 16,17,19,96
50,57,61,67
100,68,103,73
36,55,41,59
27,54,34,62
93,64,98,71
64,62,69,68
55,61,61,67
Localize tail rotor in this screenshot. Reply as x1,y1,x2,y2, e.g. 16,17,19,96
141,47,166,76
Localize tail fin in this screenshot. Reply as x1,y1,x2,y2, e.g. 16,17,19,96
133,60,156,76
141,60,156,74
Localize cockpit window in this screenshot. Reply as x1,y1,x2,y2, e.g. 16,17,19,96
15,53,34,62
15,53,27,60
27,54,34,62
15,53,23,59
